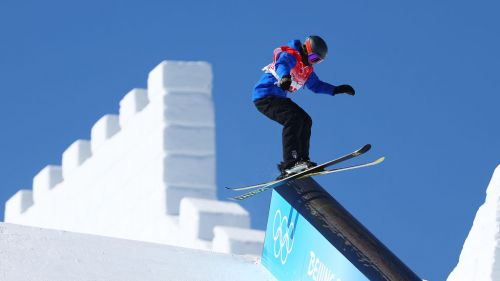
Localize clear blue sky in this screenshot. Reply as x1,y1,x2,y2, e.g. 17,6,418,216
1,0,499,280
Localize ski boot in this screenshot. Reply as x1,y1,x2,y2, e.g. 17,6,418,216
276,160,322,180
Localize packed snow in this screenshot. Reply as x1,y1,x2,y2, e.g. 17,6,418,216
3,61,264,256
448,164,500,280
0,223,275,281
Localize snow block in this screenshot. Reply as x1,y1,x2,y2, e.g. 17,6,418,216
147,61,212,97
165,186,216,215
212,226,265,256
4,190,33,221
62,140,91,179
163,125,215,154
119,88,149,128
163,154,215,188
179,198,250,241
162,92,215,127
91,114,120,153
32,165,62,203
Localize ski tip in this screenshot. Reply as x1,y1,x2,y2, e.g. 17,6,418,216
357,144,372,154
376,156,385,164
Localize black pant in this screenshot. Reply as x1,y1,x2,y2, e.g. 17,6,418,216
254,96,312,167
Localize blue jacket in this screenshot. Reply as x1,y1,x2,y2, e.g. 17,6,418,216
252,40,336,102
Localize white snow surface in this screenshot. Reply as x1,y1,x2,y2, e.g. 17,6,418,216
0,223,275,281
448,164,500,281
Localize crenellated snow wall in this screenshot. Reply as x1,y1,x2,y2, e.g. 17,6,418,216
3,61,264,256
448,164,500,281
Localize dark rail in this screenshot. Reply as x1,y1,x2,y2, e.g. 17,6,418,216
275,177,421,281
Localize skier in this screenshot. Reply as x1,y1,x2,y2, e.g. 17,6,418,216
253,35,356,179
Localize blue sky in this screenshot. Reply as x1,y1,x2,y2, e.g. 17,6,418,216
1,0,499,279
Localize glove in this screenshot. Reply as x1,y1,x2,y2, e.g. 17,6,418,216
333,84,355,96
278,75,292,91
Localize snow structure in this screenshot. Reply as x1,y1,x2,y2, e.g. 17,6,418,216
0,223,275,281
448,164,500,281
3,61,264,257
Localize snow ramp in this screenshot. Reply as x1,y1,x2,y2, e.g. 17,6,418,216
0,223,275,281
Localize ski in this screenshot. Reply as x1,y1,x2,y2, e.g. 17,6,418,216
305,156,385,177
229,156,384,201
227,156,385,192
226,144,371,192
228,144,372,200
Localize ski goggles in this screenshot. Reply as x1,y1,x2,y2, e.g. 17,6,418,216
305,40,324,64
307,53,323,64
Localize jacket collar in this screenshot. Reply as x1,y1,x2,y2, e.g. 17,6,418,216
292,40,310,66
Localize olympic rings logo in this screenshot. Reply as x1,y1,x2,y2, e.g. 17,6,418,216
272,209,295,265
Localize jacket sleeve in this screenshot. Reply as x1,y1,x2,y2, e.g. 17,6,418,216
305,72,336,95
275,52,297,78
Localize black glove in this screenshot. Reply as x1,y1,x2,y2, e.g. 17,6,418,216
333,84,355,96
278,75,292,91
